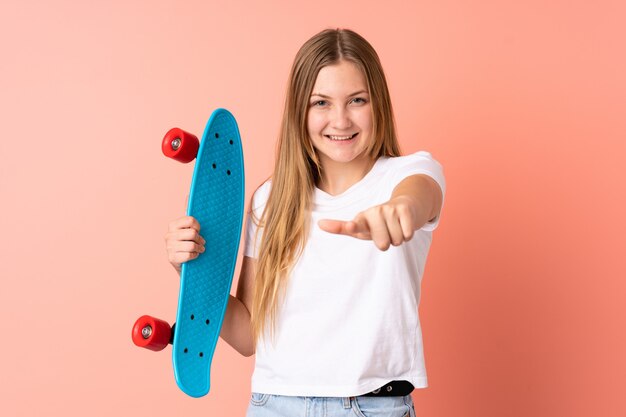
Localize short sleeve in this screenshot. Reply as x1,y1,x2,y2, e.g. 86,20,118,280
389,151,446,232
244,181,271,259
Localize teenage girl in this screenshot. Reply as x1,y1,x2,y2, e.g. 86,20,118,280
165,28,445,417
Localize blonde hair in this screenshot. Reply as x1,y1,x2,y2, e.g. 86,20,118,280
250,28,401,345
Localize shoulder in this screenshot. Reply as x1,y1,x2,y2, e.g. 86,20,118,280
381,151,445,195
380,151,444,178
250,179,272,213
387,151,442,169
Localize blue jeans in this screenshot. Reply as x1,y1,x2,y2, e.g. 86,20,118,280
246,393,416,417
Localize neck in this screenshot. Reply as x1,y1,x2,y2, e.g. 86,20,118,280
316,156,376,196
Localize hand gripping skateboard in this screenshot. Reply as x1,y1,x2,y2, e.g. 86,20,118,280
132,108,245,397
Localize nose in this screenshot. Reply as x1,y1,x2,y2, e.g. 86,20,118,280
331,106,352,130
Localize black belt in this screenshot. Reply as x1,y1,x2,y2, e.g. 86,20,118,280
362,380,414,397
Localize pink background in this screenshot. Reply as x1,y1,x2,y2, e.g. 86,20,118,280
1,0,625,416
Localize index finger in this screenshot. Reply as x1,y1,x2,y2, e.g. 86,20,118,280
318,219,350,235
318,218,369,239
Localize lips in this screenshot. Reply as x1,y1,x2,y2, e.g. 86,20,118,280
325,133,358,141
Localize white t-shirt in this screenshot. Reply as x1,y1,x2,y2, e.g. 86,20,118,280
244,151,445,397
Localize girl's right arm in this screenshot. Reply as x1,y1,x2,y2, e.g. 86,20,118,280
221,256,256,357
165,215,256,357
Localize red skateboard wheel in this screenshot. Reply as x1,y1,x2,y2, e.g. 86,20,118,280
162,128,199,163
132,315,172,351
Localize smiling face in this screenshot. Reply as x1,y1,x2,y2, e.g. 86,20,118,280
307,60,374,174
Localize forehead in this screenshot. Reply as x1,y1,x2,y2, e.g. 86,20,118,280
312,60,368,95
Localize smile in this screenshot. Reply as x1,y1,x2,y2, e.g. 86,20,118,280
325,133,358,141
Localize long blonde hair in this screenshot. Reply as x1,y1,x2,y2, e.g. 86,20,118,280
250,28,401,345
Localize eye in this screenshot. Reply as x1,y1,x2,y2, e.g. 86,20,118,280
351,97,367,104
311,100,327,107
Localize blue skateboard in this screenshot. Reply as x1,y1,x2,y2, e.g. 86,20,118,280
132,108,245,397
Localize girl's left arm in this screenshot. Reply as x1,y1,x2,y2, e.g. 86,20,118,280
318,174,443,251
390,173,443,228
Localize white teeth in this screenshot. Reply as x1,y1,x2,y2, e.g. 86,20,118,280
327,133,356,141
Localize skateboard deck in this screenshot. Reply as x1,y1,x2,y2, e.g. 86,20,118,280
132,108,245,398
174,108,244,397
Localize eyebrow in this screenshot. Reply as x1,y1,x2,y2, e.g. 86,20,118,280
310,90,369,99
